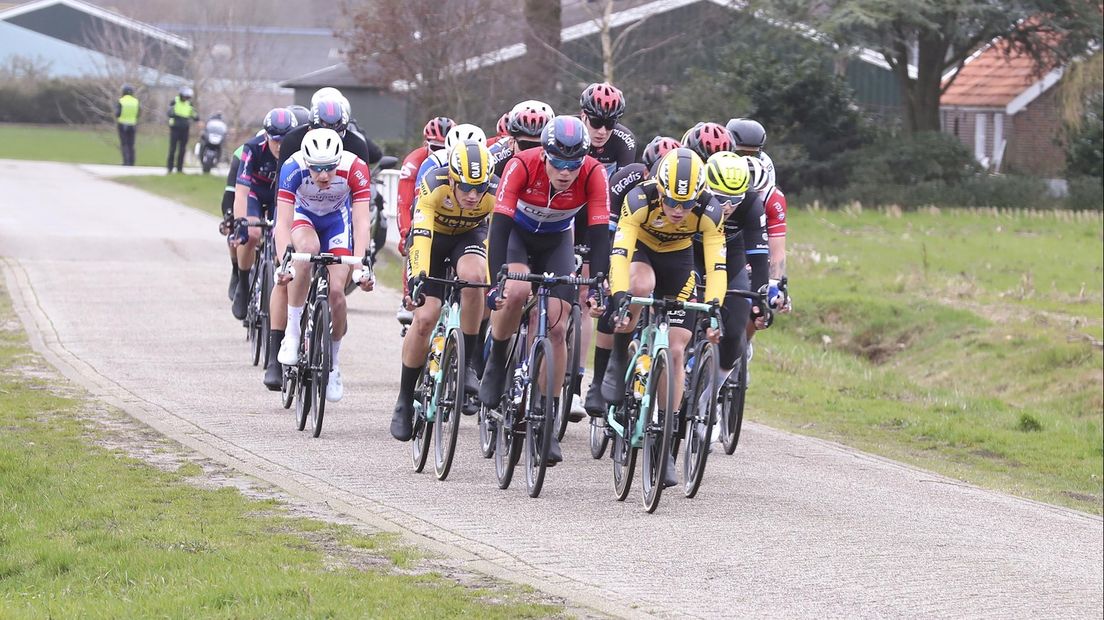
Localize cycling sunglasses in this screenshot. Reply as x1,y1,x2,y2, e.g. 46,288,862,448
661,196,696,210
714,192,745,207
547,155,584,171
454,180,490,194
585,114,617,130
266,133,284,143
308,163,338,173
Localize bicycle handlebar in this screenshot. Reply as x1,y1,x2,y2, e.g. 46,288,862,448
497,267,604,288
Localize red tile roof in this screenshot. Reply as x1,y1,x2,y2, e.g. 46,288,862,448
942,43,1039,107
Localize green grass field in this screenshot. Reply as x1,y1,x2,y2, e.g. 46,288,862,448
112,173,226,217
0,123,171,167
0,280,556,618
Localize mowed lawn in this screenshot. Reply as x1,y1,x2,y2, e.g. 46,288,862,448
0,123,171,167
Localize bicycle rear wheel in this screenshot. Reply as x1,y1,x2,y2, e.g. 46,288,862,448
684,342,718,498
282,365,297,410
641,348,674,513
720,350,748,455
257,258,274,368
248,265,264,366
525,338,556,498
411,366,433,473
434,330,464,480
555,304,582,441
309,299,331,438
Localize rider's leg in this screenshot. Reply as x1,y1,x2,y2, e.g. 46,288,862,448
601,258,653,402
479,262,529,407
276,223,319,365
456,252,487,364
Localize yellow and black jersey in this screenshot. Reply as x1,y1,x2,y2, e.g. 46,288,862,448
611,179,727,303
409,165,498,278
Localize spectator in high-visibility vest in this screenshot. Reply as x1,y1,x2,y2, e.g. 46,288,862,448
166,86,198,173
115,84,139,166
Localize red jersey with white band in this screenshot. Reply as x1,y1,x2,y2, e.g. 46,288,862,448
396,145,432,240
763,185,787,238
277,151,371,216
494,148,610,233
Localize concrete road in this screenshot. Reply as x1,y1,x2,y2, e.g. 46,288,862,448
2,159,1100,619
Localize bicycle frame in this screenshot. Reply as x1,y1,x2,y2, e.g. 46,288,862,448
414,282,464,424
607,297,716,448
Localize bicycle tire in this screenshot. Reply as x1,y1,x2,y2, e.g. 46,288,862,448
556,304,582,441
721,350,748,455
684,342,718,498
589,416,609,459
434,330,464,480
525,338,556,498
611,340,639,498
478,404,496,458
281,365,296,410
309,299,331,438
295,362,311,432
494,339,523,489
411,365,433,473
641,347,674,513
248,262,264,366
258,258,274,368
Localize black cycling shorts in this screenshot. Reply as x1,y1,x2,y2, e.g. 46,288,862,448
631,242,696,329
504,226,575,302
422,223,488,301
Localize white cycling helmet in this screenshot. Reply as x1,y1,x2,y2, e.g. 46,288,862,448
301,128,343,167
744,155,771,193
310,87,343,106
444,123,486,152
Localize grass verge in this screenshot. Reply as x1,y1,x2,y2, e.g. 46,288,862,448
0,123,171,167
0,279,558,618
111,174,225,218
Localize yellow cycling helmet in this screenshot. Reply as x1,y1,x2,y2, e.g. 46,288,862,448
449,139,492,186
705,151,750,197
654,147,706,202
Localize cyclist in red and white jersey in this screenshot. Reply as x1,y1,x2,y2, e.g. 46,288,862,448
396,117,453,255
479,115,611,464
272,128,375,402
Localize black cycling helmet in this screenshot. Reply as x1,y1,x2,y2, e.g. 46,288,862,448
288,104,311,127
310,98,349,134
726,118,767,150
541,115,590,160
262,107,297,137
121,84,134,96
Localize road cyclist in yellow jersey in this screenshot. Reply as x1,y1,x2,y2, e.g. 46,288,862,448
391,140,498,442
599,147,726,488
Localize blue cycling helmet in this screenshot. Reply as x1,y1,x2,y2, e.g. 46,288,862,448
310,98,349,134
288,104,311,127
541,115,590,160
262,107,297,137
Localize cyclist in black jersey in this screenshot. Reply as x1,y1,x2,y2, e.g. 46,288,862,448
583,135,681,414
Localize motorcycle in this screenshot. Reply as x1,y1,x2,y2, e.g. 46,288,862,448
196,116,228,174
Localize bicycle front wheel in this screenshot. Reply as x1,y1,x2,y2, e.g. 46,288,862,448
720,350,748,455
309,299,331,438
434,330,464,480
641,347,674,513
525,338,556,498
248,265,264,366
556,304,582,441
411,365,433,473
589,415,609,459
684,342,718,498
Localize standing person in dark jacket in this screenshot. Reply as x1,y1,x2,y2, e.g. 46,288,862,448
166,86,198,173
115,84,140,166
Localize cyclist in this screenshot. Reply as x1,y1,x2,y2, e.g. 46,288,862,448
701,152,773,419
486,111,510,147
397,117,454,256
480,115,611,464
229,107,298,320
288,105,311,127
583,135,681,415
390,140,497,441
682,122,734,162
727,117,775,188
263,96,379,389
414,123,486,191
273,128,375,402
600,147,726,487
221,141,248,301
569,82,637,420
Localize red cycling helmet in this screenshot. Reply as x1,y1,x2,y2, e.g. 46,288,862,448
683,122,733,161
423,116,454,147
580,82,626,119
641,136,682,170
495,112,510,137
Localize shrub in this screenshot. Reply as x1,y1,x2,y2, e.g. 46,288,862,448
1065,176,1104,210
0,78,104,124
